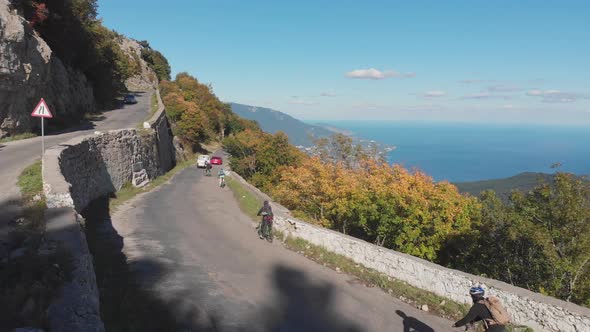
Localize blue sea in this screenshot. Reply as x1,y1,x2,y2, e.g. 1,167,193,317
313,121,590,182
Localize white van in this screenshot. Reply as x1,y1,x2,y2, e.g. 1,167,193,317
197,154,211,168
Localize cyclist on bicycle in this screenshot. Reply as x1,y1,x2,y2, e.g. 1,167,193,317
204,160,212,176
218,167,226,187
257,200,274,240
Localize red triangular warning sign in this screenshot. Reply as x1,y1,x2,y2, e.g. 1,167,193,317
31,98,53,118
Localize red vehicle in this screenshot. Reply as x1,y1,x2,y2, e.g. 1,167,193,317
210,156,223,165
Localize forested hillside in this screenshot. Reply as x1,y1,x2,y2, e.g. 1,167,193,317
230,102,335,147
454,172,554,199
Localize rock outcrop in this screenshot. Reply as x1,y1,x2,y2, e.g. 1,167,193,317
118,37,158,91
0,0,95,138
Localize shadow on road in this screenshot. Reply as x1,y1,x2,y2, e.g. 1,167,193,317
0,196,22,225
261,264,365,332
43,121,96,137
0,206,75,330
83,196,222,331
395,310,434,332
82,195,373,332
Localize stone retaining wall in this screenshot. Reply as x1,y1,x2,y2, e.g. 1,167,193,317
41,89,175,330
229,171,590,332
147,89,175,173
44,208,104,332
45,90,175,212
45,129,161,211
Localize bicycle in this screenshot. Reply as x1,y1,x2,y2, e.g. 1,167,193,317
219,175,226,188
258,214,273,242
204,167,212,176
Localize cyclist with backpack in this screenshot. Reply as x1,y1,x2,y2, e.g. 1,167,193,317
257,200,274,241
204,160,212,176
453,286,510,331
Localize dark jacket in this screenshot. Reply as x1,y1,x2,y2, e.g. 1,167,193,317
454,302,507,332
257,204,273,218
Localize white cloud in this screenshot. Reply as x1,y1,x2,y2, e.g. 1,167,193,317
345,68,400,80
526,89,587,103
320,91,337,97
460,79,494,84
402,103,445,111
423,90,446,98
502,104,515,109
461,92,512,100
288,98,317,106
488,85,523,92
403,72,416,78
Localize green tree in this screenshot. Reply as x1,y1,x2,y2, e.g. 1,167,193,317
512,173,590,302
443,173,590,306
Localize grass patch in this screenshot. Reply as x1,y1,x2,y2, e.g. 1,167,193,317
18,161,43,202
226,174,534,331
226,176,263,220
0,132,37,143
16,160,46,230
109,158,195,211
150,92,159,118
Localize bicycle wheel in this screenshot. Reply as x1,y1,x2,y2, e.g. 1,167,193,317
264,220,273,242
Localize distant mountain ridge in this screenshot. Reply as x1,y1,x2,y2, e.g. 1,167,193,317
230,103,335,146
454,172,554,199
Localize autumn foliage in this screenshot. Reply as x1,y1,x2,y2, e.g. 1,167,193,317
223,129,305,190
274,157,478,260
160,73,257,151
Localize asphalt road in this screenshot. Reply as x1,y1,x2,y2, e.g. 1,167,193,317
0,91,152,225
110,165,464,332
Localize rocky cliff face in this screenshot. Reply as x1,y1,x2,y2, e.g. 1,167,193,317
118,37,159,92
0,0,95,138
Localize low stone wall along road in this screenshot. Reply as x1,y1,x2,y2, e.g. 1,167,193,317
0,91,152,224
107,164,464,332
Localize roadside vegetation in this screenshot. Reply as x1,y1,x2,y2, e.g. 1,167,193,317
159,73,259,153
1,161,72,330
225,177,264,220
164,71,590,307
16,160,46,230
150,92,159,117
139,40,171,81
0,132,37,143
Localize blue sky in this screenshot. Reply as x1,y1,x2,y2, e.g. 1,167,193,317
98,0,590,124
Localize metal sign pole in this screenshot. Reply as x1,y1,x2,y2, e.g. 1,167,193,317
41,117,44,162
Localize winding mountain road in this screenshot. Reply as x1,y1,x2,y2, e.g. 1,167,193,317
0,91,151,224
106,164,464,332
